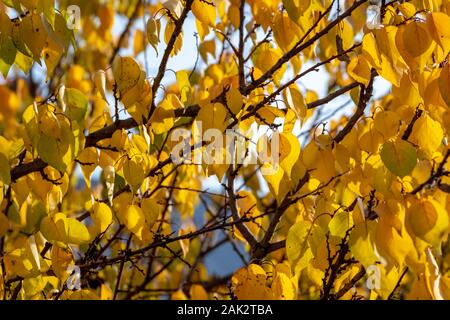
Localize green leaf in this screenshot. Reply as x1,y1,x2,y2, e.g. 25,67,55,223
380,140,417,177
36,135,67,171
14,50,34,74
329,211,353,238
349,221,378,269
64,88,88,122
0,36,17,78
38,0,55,29
47,13,73,53
286,220,311,268
11,21,33,59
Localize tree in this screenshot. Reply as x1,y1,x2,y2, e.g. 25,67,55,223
0,0,450,300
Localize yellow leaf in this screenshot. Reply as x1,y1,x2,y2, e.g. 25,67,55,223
69,290,99,300
349,221,378,269
232,264,273,300
272,12,301,53
426,12,450,53
286,219,311,268
439,63,450,108
141,197,161,229
51,246,74,282
347,55,372,87
0,152,10,185
43,38,63,78
172,289,188,300
195,102,228,131
282,0,310,22
329,211,353,238
407,199,449,248
92,202,113,233
112,56,143,97
77,147,98,188
20,13,47,61
402,21,432,58
272,272,296,300
234,191,260,241
358,123,383,154
373,110,400,139
302,142,335,183
133,29,145,56
40,213,91,245
261,163,284,197
405,270,435,300
164,20,183,56
192,0,216,27
122,155,146,192
284,85,307,120
410,113,443,158
146,17,161,54
374,200,414,268
278,132,300,178
93,70,107,101
189,284,208,300
225,87,243,115
118,205,145,240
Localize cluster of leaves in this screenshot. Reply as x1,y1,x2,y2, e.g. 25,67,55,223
1,0,450,300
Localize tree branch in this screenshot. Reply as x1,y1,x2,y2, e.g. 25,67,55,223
333,68,376,143
149,0,195,120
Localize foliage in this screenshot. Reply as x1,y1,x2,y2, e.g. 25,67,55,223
1,0,450,300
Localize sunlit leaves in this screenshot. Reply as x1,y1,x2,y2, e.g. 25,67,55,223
282,0,310,23
286,219,311,268
92,202,113,233
272,12,302,53
64,88,89,123
51,246,74,282
375,200,414,268
407,199,449,248
439,63,450,108
0,35,17,78
196,101,228,131
225,87,243,115
40,213,91,245
363,27,404,86
278,132,300,178
93,70,107,101
231,264,273,300
112,56,143,98
380,140,417,177
410,113,443,158
146,17,161,54
349,221,378,270
1,0,450,301
117,204,145,240
0,152,11,185
164,20,183,56
347,55,372,87
373,110,400,139
402,21,432,58
192,0,216,27
426,12,450,53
